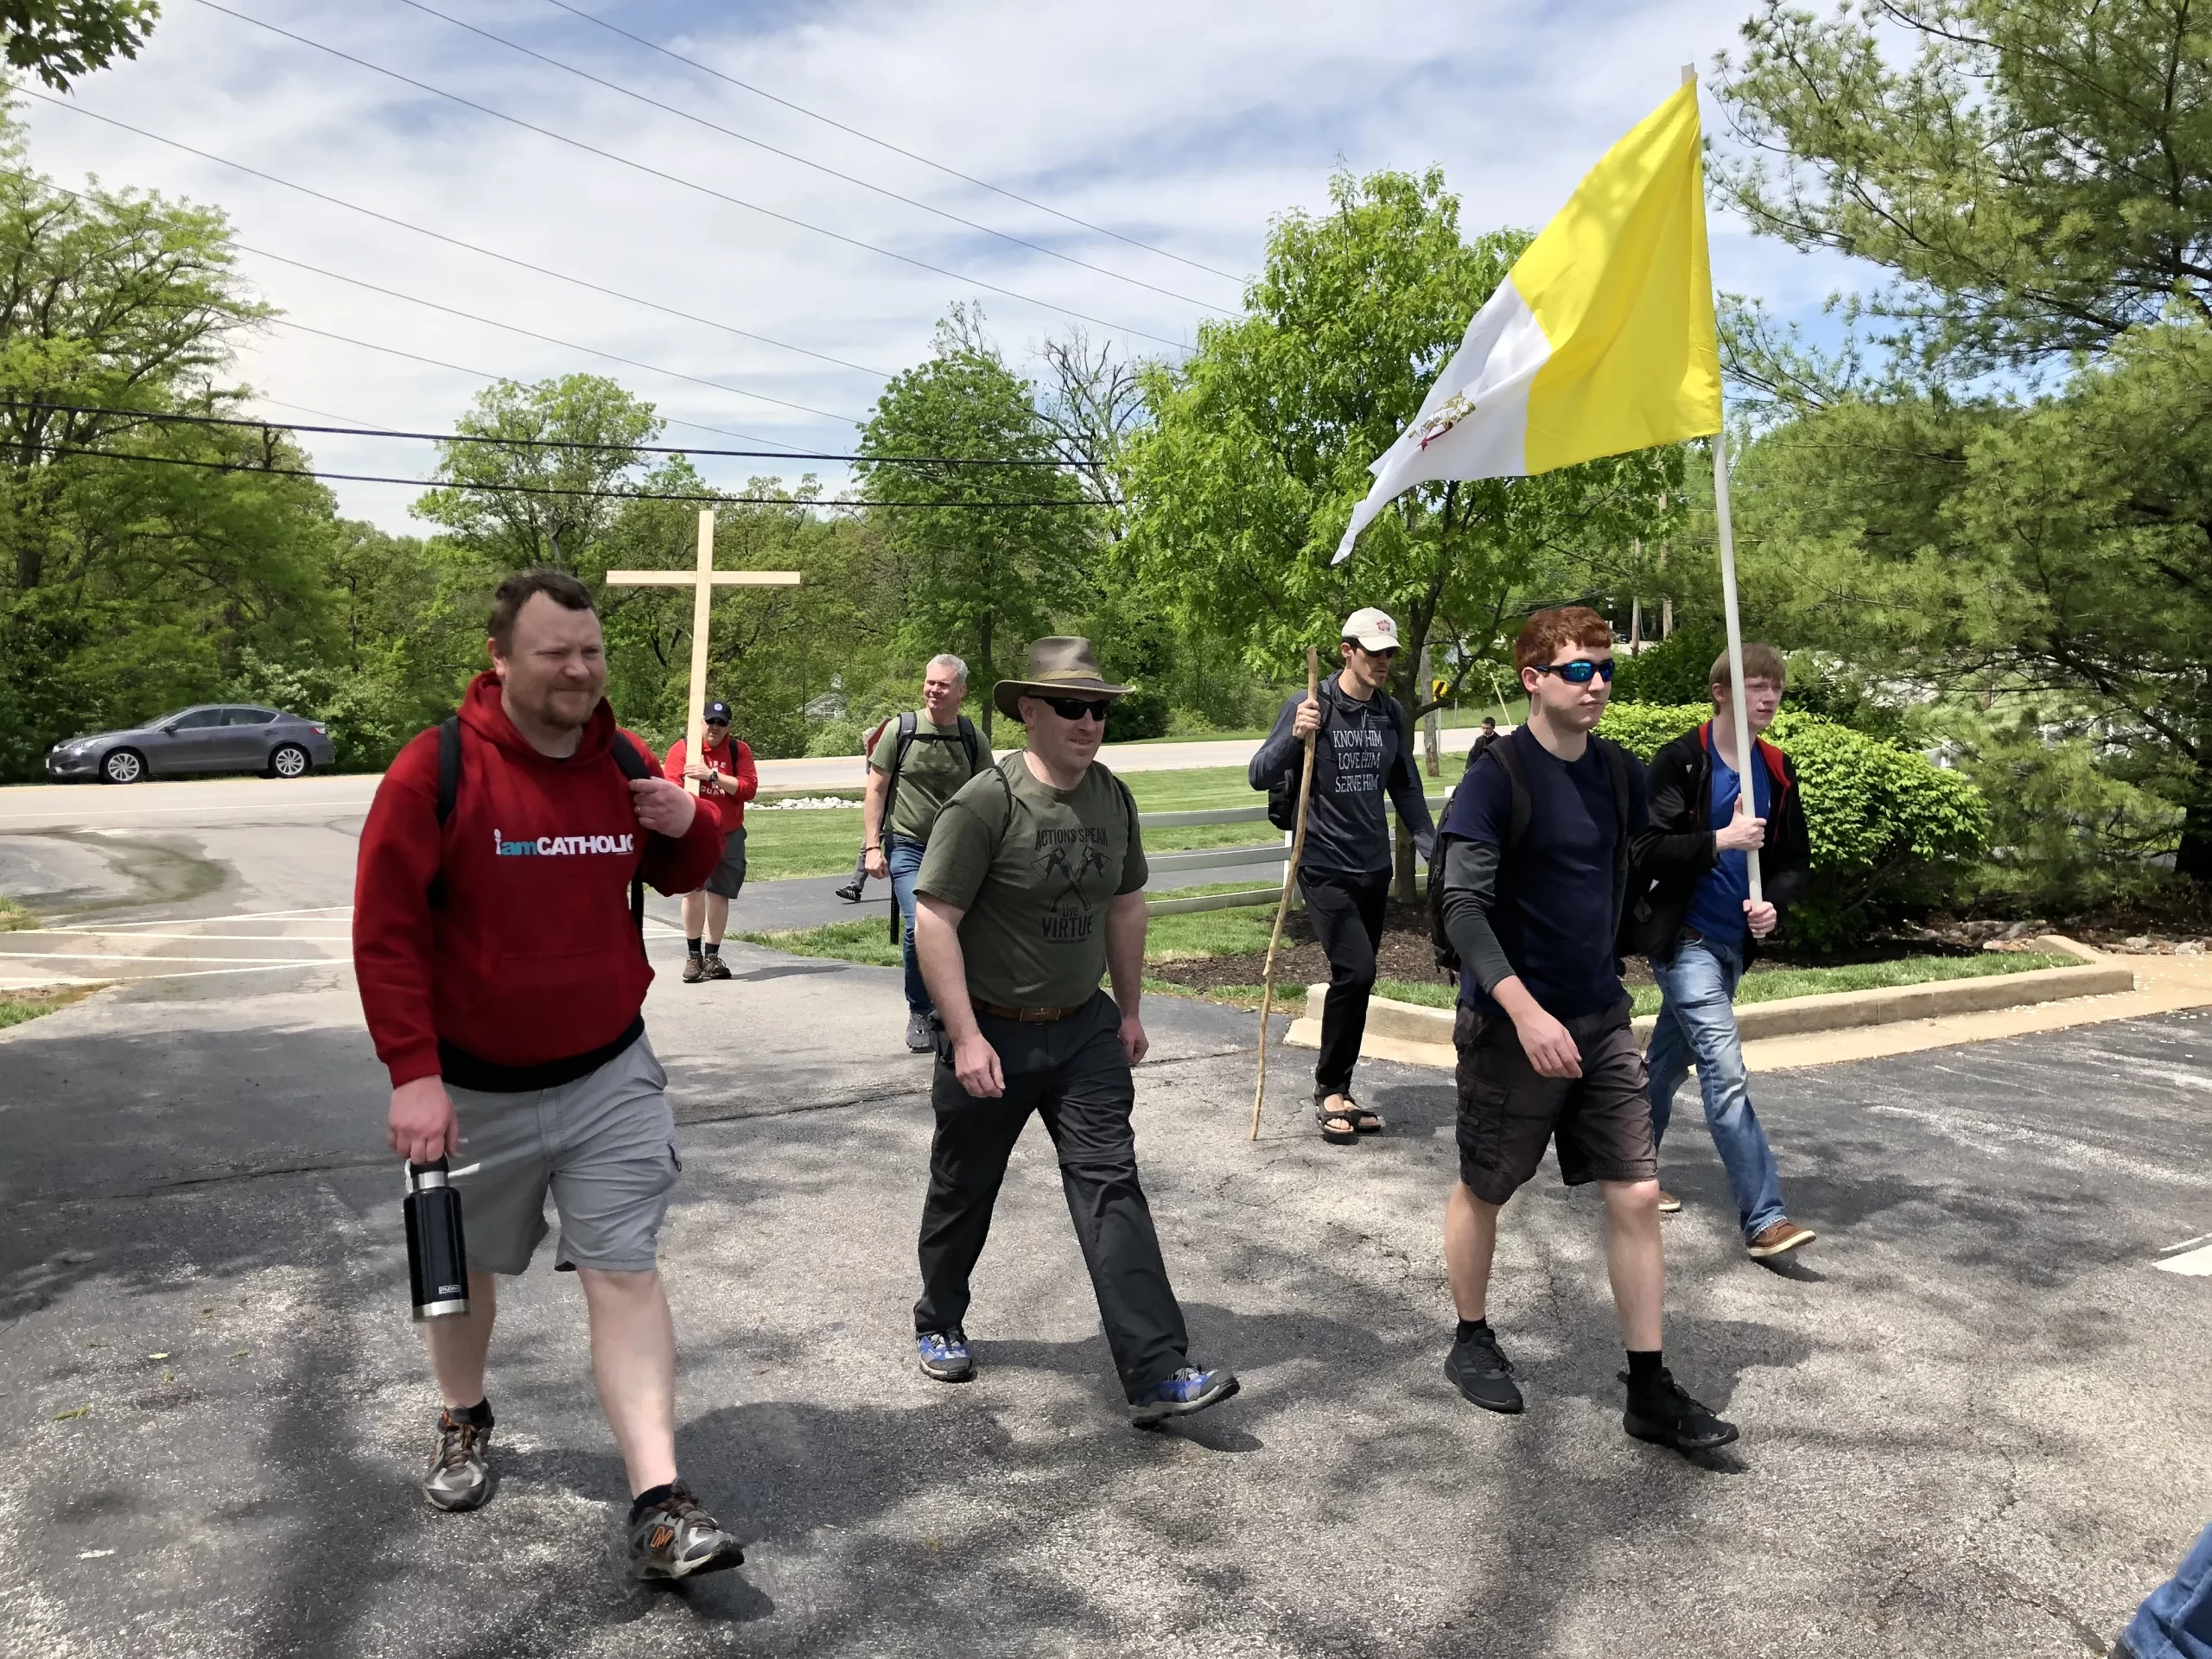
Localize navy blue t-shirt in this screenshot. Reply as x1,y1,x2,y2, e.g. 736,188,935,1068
1440,727,1638,1018
1685,740,1772,947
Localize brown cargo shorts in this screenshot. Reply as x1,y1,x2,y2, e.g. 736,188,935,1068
1453,997,1656,1204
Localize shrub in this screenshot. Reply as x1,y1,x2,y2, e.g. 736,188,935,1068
804,717,864,758
1610,620,1726,705
1106,684,1171,741
1597,702,1991,950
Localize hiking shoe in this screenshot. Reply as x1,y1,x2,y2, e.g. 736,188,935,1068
833,881,864,904
1128,1364,1240,1426
681,956,705,984
916,1328,973,1382
1621,1368,1738,1452
701,955,733,981
420,1408,495,1512
627,1483,743,1580
904,1011,934,1052
1656,1189,1682,1214
1747,1219,1816,1259
1446,1327,1524,1414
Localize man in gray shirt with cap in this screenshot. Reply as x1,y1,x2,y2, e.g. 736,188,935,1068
1249,607,1435,1144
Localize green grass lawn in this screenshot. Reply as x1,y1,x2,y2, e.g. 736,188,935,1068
0,982,99,1029
0,893,37,932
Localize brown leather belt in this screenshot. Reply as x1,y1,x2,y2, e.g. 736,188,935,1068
973,1000,1087,1024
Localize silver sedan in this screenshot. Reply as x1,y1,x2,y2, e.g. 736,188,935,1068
45,704,340,784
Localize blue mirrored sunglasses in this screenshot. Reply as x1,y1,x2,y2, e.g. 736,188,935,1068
1531,659,1617,684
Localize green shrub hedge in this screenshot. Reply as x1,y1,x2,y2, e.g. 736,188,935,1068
1596,702,1991,950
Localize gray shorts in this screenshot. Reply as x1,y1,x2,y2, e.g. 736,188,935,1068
447,1036,680,1275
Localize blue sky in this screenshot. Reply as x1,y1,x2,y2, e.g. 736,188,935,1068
20,0,1865,531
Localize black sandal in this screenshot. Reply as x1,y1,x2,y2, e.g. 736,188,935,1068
1314,1096,1358,1145
1343,1095,1384,1135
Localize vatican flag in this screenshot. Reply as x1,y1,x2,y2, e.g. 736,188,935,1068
1333,79,1721,563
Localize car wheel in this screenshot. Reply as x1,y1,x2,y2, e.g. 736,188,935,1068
100,748,144,785
269,743,310,779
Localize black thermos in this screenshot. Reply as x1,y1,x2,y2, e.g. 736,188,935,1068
404,1160,470,1320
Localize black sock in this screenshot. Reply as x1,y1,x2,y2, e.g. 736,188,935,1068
447,1398,493,1428
1455,1318,1491,1344
702,942,720,957
630,1480,680,1522
686,938,702,957
1626,1349,1663,1387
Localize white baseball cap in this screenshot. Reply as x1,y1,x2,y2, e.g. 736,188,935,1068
1340,607,1401,652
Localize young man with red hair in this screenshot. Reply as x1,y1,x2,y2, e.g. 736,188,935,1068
1432,607,1738,1452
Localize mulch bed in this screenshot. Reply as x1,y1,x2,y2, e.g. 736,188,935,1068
1145,899,2051,996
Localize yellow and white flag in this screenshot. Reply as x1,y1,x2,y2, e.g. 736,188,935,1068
1334,81,1720,563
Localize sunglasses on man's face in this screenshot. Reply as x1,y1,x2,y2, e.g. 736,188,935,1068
704,720,730,730
1039,696,1112,723
1531,658,1617,684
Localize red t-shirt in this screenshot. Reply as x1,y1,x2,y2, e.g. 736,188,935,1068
661,732,758,833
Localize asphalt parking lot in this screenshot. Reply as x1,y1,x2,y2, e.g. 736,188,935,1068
1,799,2208,1658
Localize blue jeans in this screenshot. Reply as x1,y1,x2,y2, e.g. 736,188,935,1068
888,834,931,1016
1645,934,1787,1241
2125,1518,2212,1659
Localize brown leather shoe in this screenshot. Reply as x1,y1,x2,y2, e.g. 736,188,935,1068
1656,1189,1682,1214
1747,1219,1816,1258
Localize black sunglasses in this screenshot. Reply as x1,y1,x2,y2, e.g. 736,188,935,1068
703,718,730,728
1038,696,1112,723
1531,658,1617,684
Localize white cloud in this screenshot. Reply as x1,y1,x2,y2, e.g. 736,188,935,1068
19,0,1866,531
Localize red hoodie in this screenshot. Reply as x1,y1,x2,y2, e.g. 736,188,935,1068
353,672,724,1088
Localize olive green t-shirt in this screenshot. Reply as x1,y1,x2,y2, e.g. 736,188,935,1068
868,715,980,842
916,755,1147,1009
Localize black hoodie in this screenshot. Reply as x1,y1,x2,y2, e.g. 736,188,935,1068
1630,721,1812,967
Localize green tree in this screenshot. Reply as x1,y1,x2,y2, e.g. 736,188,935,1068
412,374,660,577
856,307,1091,742
1714,0,2212,372
3,1,160,89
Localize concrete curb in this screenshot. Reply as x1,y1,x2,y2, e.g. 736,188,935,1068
1281,937,2139,1069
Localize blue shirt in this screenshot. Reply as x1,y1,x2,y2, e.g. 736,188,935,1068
1685,739,1772,946
1440,726,1635,1019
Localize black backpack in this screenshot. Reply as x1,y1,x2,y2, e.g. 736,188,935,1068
880,709,984,840
1427,731,1633,977
430,715,656,957
1266,679,1414,831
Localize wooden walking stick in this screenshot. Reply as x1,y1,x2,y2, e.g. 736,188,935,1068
1251,647,1321,1141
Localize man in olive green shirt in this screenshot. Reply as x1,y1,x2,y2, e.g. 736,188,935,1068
862,655,985,1051
909,637,1239,1427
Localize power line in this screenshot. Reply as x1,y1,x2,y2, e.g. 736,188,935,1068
6,165,845,453
389,0,1232,316
192,0,1194,353
539,0,1246,288
231,240,865,426
0,397,1099,467
57,443,1113,507
18,90,893,381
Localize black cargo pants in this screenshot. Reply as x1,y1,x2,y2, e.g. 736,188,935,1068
913,990,1191,1400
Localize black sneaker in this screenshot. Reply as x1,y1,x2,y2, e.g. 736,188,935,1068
701,955,733,981
627,1483,744,1580
1446,1327,1524,1414
833,880,865,904
1620,1367,1738,1452
420,1408,496,1512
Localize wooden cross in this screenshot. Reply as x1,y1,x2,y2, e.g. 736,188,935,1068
604,507,801,794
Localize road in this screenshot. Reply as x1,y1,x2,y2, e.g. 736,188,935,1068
3,771,2208,1658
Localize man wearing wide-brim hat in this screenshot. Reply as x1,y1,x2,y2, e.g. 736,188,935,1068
907,637,1239,1427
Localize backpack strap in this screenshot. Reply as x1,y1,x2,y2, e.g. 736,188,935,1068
880,710,920,845
606,733,658,956
1485,733,1535,853
429,715,462,910
957,714,982,775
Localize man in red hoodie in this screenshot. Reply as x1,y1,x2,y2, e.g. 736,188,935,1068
660,697,757,982
354,569,742,1581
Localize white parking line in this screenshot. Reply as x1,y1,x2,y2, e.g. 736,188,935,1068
2154,1243,2212,1277
0,798,377,825
47,906,353,930
0,951,340,964
0,960,335,990
24,932,352,943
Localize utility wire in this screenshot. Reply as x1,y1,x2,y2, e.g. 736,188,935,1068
57,443,1113,507
390,0,1231,315
7,165,845,453
193,0,1193,352
231,241,864,425
540,0,1245,288
0,397,1099,467
18,92,893,381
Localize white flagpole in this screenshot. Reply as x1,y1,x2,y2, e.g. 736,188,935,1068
1681,60,1763,905
1710,429,1762,904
